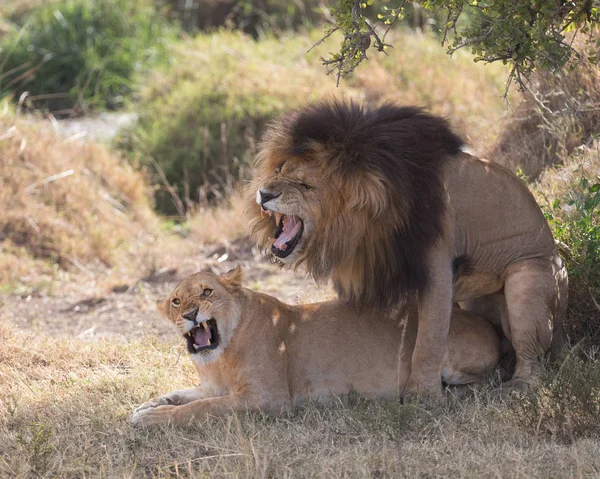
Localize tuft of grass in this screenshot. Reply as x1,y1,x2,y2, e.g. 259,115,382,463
0,106,158,285
516,349,600,441
120,28,510,214
1,322,600,477
0,0,174,114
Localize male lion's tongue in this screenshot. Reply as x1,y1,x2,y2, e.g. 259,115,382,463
193,326,211,348
273,215,301,250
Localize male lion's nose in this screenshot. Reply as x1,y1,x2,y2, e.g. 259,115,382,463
257,189,280,206
182,308,199,322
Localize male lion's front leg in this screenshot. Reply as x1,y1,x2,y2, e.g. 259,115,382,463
405,248,453,400
131,394,290,427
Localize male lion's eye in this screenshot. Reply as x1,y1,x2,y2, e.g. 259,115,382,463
300,183,312,190
171,298,181,307
202,288,213,297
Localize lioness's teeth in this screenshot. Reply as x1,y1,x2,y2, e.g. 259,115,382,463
275,213,282,226
201,322,208,332
207,338,212,346
261,208,266,218
193,343,200,350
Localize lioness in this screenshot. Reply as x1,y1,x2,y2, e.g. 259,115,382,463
131,267,499,427
247,100,568,398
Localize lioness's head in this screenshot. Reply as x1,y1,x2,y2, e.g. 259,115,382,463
158,267,243,365
247,100,463,308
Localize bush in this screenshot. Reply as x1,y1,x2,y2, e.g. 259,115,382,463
159,0,325,36
120,29,509,214
537,144,600,347
0,0,173,114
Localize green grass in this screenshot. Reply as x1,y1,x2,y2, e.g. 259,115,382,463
531,140,600,348
0,0,175,114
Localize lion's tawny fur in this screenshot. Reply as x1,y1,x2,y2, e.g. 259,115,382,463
246,99,568,397
131,269,500,426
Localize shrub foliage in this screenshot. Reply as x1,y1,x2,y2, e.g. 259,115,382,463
0,0,172,114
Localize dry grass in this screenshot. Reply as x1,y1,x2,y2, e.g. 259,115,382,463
0,105,159,286
188,190,248,245
1,321,599,478
489,35,600,179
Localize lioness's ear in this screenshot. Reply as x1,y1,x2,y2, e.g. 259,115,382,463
156,298,169,317
220,265,243,292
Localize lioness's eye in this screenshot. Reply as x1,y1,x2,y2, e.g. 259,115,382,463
300,182,312,190
202,288,213,297
171,298,181,307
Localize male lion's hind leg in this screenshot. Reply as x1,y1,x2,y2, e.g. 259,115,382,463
500,256,566,394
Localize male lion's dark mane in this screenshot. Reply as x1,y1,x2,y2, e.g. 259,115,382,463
287,100,464,309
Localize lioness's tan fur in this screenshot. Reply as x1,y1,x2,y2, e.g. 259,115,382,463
247,101,568,398
132,268,499,427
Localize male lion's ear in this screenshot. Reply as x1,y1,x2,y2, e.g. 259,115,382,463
156,298,168,317
220,265,243,292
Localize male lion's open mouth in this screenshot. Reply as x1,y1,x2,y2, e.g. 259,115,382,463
185,319,219,354
262,208,304,258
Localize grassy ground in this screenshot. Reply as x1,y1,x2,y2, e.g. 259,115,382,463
2,322,600,478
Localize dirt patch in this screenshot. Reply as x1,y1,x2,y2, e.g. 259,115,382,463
0,235,334,339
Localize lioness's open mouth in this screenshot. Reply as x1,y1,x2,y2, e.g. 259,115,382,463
262,209,304,258
185,319,219,354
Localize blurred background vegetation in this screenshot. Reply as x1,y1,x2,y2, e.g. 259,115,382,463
1,0,599,351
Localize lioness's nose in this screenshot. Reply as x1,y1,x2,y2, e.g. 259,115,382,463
257,189,280,206
182,308,199,322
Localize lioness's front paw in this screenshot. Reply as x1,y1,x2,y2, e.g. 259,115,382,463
131,404,176,427
132,396,171,415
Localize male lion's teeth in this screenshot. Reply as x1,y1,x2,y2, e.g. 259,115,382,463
193,343,200,350
261,209,266,218
275,213,282,226
201,322,208,332
207,338,212,346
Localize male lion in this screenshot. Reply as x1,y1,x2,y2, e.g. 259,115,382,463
131,268,499,427
246,100,568,398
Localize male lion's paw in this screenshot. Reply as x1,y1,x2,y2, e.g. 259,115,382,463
404,378,444,405
131,404,176,428
491,378,532,400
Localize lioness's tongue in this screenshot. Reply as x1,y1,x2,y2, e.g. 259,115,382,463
273,215,301,250
194,326,211,348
